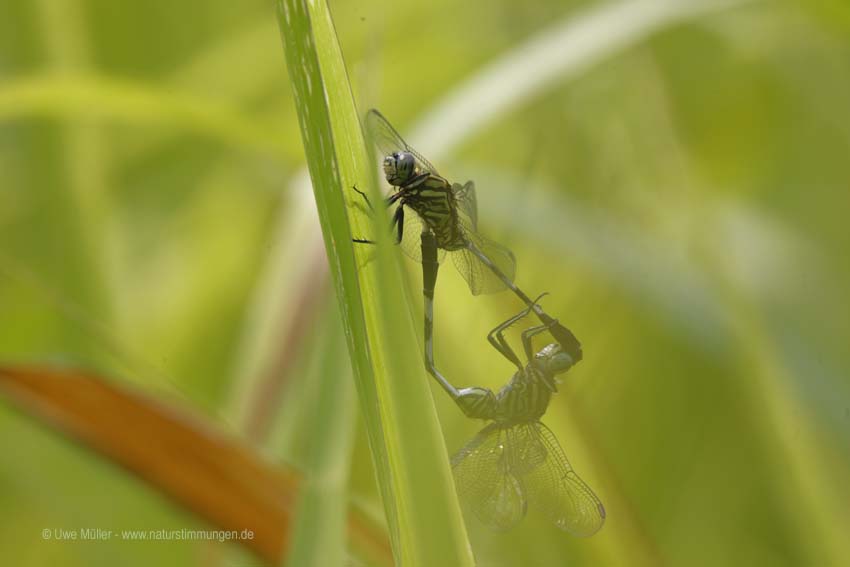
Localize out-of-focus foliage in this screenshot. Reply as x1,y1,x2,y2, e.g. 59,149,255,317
0,0,848,566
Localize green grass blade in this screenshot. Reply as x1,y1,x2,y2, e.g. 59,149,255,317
287,306,357,567
274,1,474,565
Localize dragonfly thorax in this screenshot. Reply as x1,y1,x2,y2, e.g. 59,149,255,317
494,366,554,423
383,151,417,186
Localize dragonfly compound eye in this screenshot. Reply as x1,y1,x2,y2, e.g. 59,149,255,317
396,152,416,177
383,152,414,185
537,343,575,376
381,155,395,176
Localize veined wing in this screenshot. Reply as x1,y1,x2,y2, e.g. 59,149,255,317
453,231,516,295
365,109,440,176
397,205,446,264
451,180,516,295
451,423,527,531
521,421,605,536
453,180,479,230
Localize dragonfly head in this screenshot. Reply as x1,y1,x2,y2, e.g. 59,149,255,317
383,151,417,186
535,342,576,377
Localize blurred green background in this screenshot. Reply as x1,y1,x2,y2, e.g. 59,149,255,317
1,0,849,565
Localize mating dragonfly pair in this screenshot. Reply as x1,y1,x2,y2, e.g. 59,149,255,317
355,109,605,535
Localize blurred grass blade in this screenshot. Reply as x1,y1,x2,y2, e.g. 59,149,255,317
0,365,392,565
0,76,288,157
33,0,111,348
287,306,356,567
411,0,751,157
275,1,474,565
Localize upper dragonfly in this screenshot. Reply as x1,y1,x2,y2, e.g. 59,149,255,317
358,109,517,296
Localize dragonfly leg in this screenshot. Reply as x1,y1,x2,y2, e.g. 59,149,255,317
486,308,532,373
351,203,403,246
351,184,375,244
392,205,404,244
350,186,404,244
351,184,374,211
519,321,564,392
353,184,399,209
520,321,558,364
486,292,546,369
510,293,553,362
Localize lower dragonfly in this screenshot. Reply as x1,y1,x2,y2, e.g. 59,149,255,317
420,232,605,534
355,109,582,362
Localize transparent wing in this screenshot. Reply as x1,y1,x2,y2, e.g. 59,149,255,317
396,205,446,264
450,181,516,295
452,233,516,295
365,109,440,176
451,423,527,531
453,181,479,230
520,422,606,536
506,421,549,475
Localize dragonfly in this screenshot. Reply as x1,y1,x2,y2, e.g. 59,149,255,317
355,109,516,296
358,109,583,362
419,233,603,534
